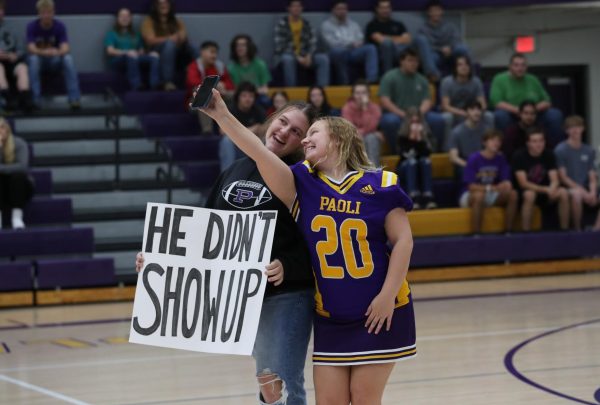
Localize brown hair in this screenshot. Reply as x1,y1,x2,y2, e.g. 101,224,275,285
482,128,503,142
564,115,585,129
316,116,375,171
0,118,15,164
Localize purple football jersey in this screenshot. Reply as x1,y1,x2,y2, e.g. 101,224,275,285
291,161,413,321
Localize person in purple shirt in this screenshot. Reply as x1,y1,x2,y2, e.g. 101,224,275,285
26,0,81,109
460,129,517,234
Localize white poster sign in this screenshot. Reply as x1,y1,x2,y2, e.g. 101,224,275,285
129,203,277,355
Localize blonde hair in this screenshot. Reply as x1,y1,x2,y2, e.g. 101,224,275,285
0,118,15,164
316,116,375,172
36,0,54,11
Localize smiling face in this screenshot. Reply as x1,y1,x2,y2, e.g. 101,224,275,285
265,108,310,158
301,120,337,167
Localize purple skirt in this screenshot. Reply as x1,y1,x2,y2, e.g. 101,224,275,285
312,298,417,366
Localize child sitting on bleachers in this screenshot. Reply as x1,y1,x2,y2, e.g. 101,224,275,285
396,108,436,209
0,118,34,229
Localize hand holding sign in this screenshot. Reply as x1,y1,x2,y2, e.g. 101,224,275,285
130,203,278,355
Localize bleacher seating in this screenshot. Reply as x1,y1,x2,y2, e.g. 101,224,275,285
408,207,541,237
37,258,116,289
140,113,200,138
0,262,33,292
411,231,600,268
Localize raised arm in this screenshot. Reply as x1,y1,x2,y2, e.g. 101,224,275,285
200,89,297,208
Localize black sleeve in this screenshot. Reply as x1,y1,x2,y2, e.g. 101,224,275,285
511,149,526,173
365,20,374,40
545,150,557,170
395,21,407,35
275,236,312,283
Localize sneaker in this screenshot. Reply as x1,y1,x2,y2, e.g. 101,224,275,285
12,217,25,229
426,201,438,209
69,100,81,110
412,202,421,210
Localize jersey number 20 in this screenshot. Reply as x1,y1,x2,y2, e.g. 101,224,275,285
311,215,374,279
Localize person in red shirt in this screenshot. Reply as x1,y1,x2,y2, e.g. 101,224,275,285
186,41,235,132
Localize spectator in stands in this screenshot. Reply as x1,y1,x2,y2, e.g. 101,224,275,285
379,48,444,154
490,53,564,148
460,129,517,234
273,0,329,87
227,34,271,106
141,0,196,91
512,128,569,231
307,85,337,117
417,0,470,81
554,115,599,231
502,100,537,161
0,1,34,112
186,41,235,133
320,0,378,85
219,82,266,171
105,8,160,91
341,80,382,165
0,118,34,229
396,107,436,209
440,55,493,146
26,0,81,110
366,0,433,76
449,100,492,181
266,90,289,116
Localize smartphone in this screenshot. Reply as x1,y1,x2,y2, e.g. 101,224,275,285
190,75,220,109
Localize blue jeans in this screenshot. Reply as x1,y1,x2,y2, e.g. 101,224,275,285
219,136,245,172
280,52,330,87
150,40,197,84
27,53,81,104
416,34,471,78
110,54,160,90
253,289,314,405
329,44,378,84
380,111,446,153
398,157,433,197
494,107,565,148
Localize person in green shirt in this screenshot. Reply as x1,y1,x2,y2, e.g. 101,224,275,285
227,34,271,106
105,8,160,90
490,52,564,148
378,47,444,153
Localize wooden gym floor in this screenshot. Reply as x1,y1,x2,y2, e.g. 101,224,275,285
0,272,599,405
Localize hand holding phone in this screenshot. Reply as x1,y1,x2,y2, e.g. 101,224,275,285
190,75,220,109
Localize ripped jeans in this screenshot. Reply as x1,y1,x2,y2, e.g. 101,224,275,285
253,289,314,405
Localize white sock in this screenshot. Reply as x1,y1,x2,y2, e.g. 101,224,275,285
12,208,25,229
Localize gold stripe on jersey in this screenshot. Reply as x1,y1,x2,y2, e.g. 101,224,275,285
302,160,314,173
317,171,364,195
291,198,300,220
395,280,411,308
313,347,417,362
381,171,397,188
313,272,331,318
